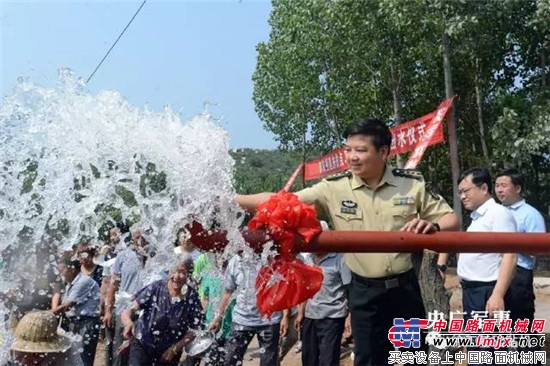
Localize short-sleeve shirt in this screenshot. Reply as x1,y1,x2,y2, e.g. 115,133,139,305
194,253,213,298
296,166,453,278
458,198,517,281
224,255,282,326
194,253,211,275
134,279,204,359
505,199,546,270
111,247,144,314
63,273,100,318
302,253,351,319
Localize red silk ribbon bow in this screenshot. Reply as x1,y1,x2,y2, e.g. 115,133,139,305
248,191,324,317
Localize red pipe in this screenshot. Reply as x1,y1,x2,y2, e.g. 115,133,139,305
184,221,269,253
296,231,550,254
186,221,550,254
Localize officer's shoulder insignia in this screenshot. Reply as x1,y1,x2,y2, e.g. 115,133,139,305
325,170,352,181
392,168,423,181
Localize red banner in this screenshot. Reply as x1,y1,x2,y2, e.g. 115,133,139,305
303,98,454,181
404,97,455,169
303,148,347,181
388,99,450,156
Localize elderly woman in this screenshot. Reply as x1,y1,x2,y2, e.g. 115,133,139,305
120,258,204,366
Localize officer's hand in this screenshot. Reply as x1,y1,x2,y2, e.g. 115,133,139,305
400,219,437,234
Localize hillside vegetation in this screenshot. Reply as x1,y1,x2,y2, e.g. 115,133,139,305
231,148,303,194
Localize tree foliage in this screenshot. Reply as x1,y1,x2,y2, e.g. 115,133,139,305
231,148,302,193
253,0,549,226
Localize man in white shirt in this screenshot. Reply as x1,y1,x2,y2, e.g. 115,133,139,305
457,168,517,366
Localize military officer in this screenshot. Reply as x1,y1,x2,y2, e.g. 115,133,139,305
236,118,460,366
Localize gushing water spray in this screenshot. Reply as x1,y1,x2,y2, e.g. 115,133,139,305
0,69,245,359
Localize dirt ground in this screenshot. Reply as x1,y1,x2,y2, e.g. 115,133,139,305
93,274,550,366
274,275,550,366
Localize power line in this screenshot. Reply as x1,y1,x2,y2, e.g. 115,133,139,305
86,0,147,84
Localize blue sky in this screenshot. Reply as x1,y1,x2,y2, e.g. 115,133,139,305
0,0,278,149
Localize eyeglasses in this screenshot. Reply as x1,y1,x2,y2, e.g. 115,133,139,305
457,185,480,197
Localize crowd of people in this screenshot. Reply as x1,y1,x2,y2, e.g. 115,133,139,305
1,118,547,366
236,119,546,366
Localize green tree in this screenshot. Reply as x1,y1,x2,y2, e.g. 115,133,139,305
251,1,550,345
231,148,302,193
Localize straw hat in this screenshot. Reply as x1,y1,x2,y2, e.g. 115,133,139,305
11,311,72,353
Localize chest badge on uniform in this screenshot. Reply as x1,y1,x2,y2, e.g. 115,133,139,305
340,200,357,214
393,196,415,206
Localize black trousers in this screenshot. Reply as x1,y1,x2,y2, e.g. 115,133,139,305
68,316,101,366
204,338,226,366
348,269,427,366
113,314,129,366
505,266,541,363
301,317,345,366
104,314,116,366
128,339,179,366
225,322,280,366
506,266,536,325
128,339,202,366
462,281,498,366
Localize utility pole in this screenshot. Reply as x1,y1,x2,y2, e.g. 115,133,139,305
442,32,462,224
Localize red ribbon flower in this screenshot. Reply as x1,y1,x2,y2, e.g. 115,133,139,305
248,191,324,317
184,191,324,317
